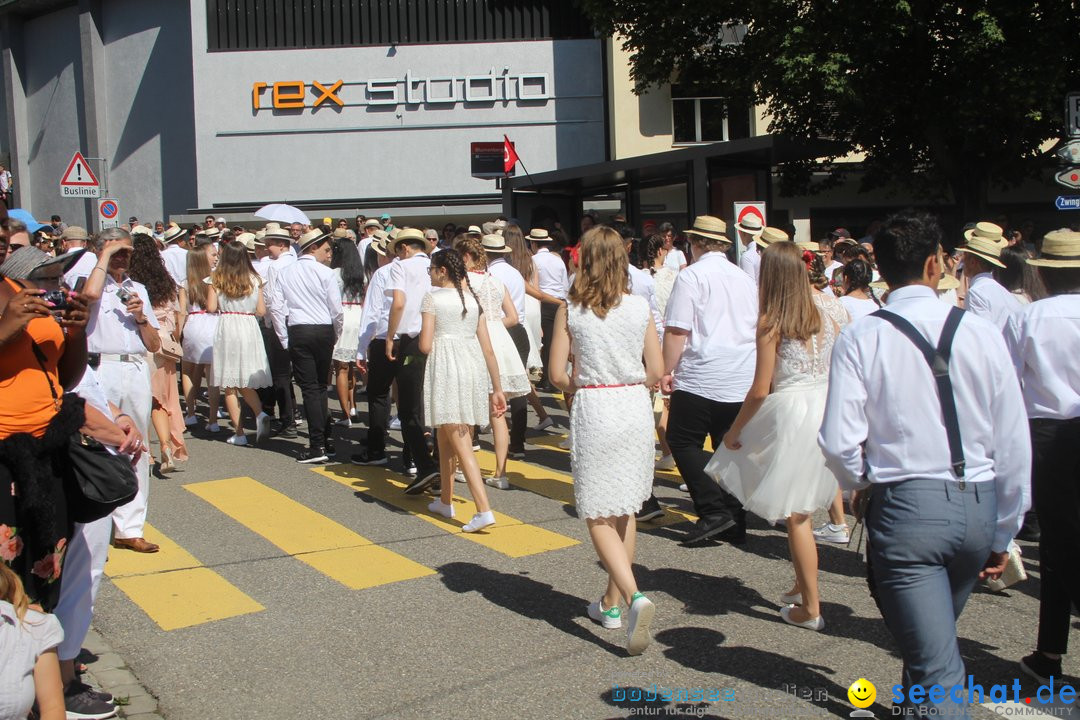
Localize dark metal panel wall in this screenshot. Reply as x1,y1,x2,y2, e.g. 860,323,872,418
206,0,594,51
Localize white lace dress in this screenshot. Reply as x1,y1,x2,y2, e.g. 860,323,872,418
705,293,850,522
211,277,271,389
566,294,654,519
470,271,531,398
332,269,365,362
421,288,491,426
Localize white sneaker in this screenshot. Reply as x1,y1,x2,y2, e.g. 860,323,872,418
812,523,850,544
535,417,554,432
558,436,572,450
205,423,221,433
654,454,676,470
453,469,466,483
625,593,655,655
485,475,509,490
428,499,455,519
335,418,352,428
389,416,401,430
255,412,270,444
184,415,197,427
226,434,248,446
678,483,688,492
587,599,622,629
217,407,228,419
462,511,495,533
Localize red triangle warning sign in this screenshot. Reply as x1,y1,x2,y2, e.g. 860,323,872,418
59,152,99,187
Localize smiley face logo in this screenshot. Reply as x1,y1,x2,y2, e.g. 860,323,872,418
848,678,876,708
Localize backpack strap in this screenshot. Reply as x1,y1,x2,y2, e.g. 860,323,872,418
872,306,966,479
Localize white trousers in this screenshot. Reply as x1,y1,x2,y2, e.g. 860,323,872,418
97,358,153,539
53,517,112,661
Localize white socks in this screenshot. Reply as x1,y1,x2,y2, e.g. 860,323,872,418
462,511,496,533
428,499,455,519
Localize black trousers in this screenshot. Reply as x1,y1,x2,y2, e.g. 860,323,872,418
1032,417,1080,654
396,334,436,476
263,325,296,426
505,323,531,453
666,389,746,525
288,324,334,451
365,338,398,456
539,300,559,385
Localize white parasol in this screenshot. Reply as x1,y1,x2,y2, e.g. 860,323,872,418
255,203,311,226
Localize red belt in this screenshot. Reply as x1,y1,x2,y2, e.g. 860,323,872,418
188,311,206,315
578,383,638,389
220,312,254,315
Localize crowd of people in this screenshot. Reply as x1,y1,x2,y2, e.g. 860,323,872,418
0,202,1077,719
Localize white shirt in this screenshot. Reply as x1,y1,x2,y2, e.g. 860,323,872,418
819,285,1031,551
0,600,63,720
356,262,394,359
1005,294,1080,420
664,248,687,271
263,250,297,329
358,237,373,261
739,245,760,282
488,257,526,320
250,256,271,281
628,263,663,338
839,294,880,322
161,245,188,287
270,255,342,348
86,275,160,354
966,272,1024,333
386,253,432,337
62,250,97,288
532,248,568,300
664,251,758,402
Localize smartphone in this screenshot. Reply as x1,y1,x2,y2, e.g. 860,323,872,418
73,276,87,293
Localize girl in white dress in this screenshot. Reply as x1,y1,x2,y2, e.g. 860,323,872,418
420,249,508,533
838,259,882,322
331,239,365,425
503,225,552,426
207,243,271,446
181,243,221,431
548,227,664,656
706,242,849,632
644,234,679,470
457,236,531,487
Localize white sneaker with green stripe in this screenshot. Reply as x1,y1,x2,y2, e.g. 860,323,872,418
587,599,622,629
626,592,655,655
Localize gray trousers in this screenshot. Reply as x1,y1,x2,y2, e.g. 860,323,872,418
866,478,996,719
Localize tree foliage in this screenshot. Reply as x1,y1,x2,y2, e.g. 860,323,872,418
583,0,1080,215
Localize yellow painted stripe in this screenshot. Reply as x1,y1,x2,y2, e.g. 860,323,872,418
105,524,263,631
473,450,698,528
185,477,434,589
314,465,579,558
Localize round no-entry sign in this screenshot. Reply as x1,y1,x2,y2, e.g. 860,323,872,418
99,199,118,219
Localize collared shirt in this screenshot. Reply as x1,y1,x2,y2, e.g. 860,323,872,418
533,248,568,300
1005,294,1080,420
819,285,1030,551
250,256,271,281
664,251,758,402
358,237,373,261
386,253,431,337
966,272,1024,333
62,250,97,288
161,245,188,288
269,255,342,347
356,262,395,360
488,257,526,320
86,274,161,354
628,263,663,338
263,250,297,329
739,245,760,282
664,248,687,271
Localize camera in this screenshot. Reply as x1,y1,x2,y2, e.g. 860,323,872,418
115,287,133,304
44,289,69,310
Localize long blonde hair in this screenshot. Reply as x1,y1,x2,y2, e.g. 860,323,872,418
454,235,488,271
569,226,628,318
0,562,29,622
759,242,821,341
212,243,256,299
186,244,213,308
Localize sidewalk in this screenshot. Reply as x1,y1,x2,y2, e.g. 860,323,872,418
81,627,163,720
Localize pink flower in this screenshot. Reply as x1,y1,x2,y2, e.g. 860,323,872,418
30,538,67,582
0,525,21,563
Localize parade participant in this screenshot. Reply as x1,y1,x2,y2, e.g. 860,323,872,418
82,228,163,554
959,222,1023,332
422,249,508,530
505,225,547,401
457,235,530,487
331,235,365,426
735,215,764,282
352,233,397,467
661,216,758,545
548,226,663,655
837,259,881,322
526,228,568,391
644,233,678,475
385,228,440,492
208,243,272,447
128,235,188,472
180,244,221,431
358,218,381,261
707,242,849,631
1005,230,1080,685
260,223,298,436
271,228,342,463
159,225,189,287
820,212,1030,718
336,218,356,242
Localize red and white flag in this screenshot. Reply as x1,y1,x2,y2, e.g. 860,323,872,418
503,135,519,175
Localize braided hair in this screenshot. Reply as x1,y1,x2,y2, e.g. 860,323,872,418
804,250,828,290
645,234,665,275
431,248,482,318
843,259,882,307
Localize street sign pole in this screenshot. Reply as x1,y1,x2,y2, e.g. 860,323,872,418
1055,92,1080,199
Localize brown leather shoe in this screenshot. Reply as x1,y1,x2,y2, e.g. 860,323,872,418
112,537,159,553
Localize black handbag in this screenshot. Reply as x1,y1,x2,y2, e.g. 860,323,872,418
30,341,138,523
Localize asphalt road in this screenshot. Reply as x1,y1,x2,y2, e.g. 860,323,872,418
89,394,1078,720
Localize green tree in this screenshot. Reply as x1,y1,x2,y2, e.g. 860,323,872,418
584,0,1080,219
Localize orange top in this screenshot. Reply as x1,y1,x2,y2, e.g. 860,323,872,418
0,278,66,439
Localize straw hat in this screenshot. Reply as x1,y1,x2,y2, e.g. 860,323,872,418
197,227,222,240
756,226,789,248
364,218,382,229
297,228,329,253
957,227,1007,269
162,225,186,244
61,225,90,242
527,228,552,243
797,240,821,252
963,221,1007,246
938,273,961,290
262,223,291,242
481,234,512,253
391,227,426,252
332,228,351,240
735,214,764,238
1028,230,1080,268
236,232,258,253
254,230,266,244
467,225,482,236
131,225,153,237
685,216,729,243
371,229,390,256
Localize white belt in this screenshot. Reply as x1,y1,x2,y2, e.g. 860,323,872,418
97,353,145,364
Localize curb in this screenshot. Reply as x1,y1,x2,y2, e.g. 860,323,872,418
81,626,164,720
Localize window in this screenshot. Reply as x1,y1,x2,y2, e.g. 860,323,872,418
671,98,752,144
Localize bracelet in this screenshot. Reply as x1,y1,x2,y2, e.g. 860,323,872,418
135,319,148,325
92,267,106,275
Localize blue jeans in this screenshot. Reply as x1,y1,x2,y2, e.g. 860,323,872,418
866,478,996,719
